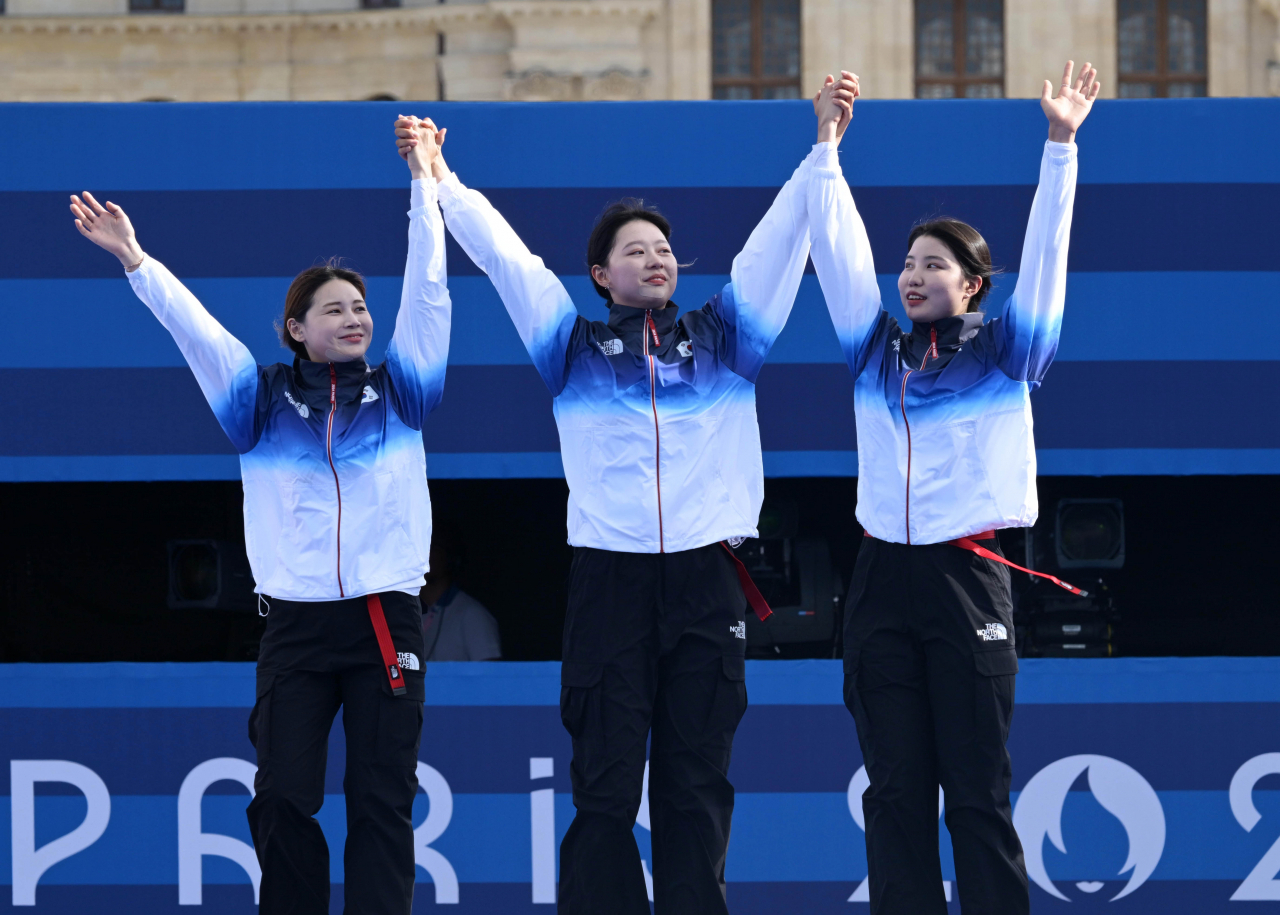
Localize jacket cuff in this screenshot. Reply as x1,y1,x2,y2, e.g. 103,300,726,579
1045,139,1077,160
409,177,437,212
809,142,840,173
436,171,463,206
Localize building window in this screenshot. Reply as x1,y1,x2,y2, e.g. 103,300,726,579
129,0,183,11
914,0,1004,98
712,0,801,99
1118,0,1206,97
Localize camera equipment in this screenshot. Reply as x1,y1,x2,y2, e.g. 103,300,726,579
167,540,256,612
1013,498,1124,657
741,500,841,656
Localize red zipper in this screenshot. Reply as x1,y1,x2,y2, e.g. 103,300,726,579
900,325,939,546
326,364,345,596
644,310,665,553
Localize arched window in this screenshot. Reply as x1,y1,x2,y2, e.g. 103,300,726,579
914,0,1004,99
1118,0,1206,97
712,0,802,99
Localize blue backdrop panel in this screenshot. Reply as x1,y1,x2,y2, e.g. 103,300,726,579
2,660,1280,913
2,99,1277,480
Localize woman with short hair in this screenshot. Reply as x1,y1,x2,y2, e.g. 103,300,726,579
69,116,451,915
396,88,852,913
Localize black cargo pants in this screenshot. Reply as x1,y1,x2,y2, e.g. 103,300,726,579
843,535,1029,915
247,590,427,915
558,543,750,915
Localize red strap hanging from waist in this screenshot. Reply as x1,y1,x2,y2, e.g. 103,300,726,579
366,594,407,696
863,529,1089,597
951,532,1090,598
721,542,773,622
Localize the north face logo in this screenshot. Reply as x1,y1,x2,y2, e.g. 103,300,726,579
730,622,746,640
977,623,1009,642
598,338,624,356
397,651,420,671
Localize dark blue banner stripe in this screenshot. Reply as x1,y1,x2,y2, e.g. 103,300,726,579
2,362,1277,457
6,183,1278,281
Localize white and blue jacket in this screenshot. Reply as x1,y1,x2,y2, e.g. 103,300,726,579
437,149,823,553
808,140,1078,545
127,178,451,599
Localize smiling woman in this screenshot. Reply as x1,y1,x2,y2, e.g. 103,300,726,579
67,116,454,915
280,261,372,363
391,80,855,913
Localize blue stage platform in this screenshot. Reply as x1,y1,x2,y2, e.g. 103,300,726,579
2,658,1280,913
2,98,1278,481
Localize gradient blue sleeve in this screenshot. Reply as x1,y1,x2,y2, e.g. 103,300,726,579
126,257,261,453
994,140,1078,386
437,172,577,396
713,147,817,383
806,142,885,381
385,177,452,430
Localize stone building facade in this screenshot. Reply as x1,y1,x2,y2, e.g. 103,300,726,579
0,0,1276,102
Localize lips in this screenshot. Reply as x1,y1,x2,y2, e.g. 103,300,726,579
644,275,667,285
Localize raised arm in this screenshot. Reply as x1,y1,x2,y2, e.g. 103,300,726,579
996,61,1098,385
70,192,260,452
396,123,578,397
384,117,452,429
805,72,886,380
712,78,854,382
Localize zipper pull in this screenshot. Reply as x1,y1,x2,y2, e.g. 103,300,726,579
646,311,660,347
929,325,939,361
329,364,337,406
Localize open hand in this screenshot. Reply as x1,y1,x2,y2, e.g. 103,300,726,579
395,115,446,180
70,192,144,269
1041,61,1100,144
814,71,858,146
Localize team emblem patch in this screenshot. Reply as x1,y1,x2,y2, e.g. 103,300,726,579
977,623,1009,642
283,388,309,419
598,338,624,356
677,340,694,358
361,385,380,404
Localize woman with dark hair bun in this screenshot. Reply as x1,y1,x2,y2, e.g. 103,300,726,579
808,62,1101,914
69,116,452,915
395,86,851,914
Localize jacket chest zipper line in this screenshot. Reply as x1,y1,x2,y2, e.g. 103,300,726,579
326,364,345,597
645,311,665,553
900,325,939,546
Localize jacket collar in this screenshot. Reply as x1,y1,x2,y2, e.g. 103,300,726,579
292,355,370,395
606,301,678,343
910,312,984,348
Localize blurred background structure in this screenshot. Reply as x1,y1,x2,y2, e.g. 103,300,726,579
0,0,1277,102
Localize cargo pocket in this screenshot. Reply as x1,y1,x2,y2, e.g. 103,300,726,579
560,661,603,742
377,671,425,768
973,647,1018,744
248,669,275,753
707,655,748,753
974,647,1019,677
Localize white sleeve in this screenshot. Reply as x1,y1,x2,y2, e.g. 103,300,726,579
996,140,1078,385
437,172,578,395
714,146,820,381
384,177,452,429
127,257,260,452
806,142,885,379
